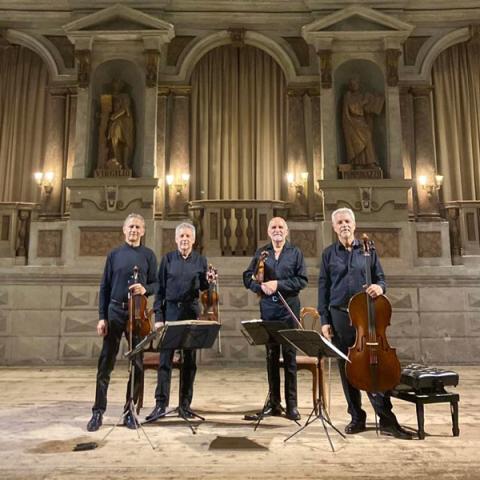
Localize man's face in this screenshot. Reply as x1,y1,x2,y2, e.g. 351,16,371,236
123,217,145,246
268,217,288,244
333,212,356,244
176,227,194,253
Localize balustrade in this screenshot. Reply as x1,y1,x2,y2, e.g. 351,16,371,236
189,200,288,256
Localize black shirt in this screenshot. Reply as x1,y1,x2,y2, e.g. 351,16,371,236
98,243,158,320
243,241,308,320
154,250,209,321
317,239,386,326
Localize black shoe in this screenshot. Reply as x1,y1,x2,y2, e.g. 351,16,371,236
286,407,301,421
124,411,139,430
380,423,414,440
345,420,366,434
180,408,194,419
86,411,103,432
145,405,166,422
243,404,283,421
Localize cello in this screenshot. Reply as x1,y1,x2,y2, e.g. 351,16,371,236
345,235,401,393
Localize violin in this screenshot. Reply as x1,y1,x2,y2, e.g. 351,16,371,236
345,235,401,392
127,266,152,339
200,264,222,353
200,264,219,322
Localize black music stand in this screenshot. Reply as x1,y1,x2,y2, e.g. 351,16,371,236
279,329,348,452
132,320,221,434
240,319,301,430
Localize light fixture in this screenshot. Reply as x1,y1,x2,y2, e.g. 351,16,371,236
286,171,309,196
33,171,55,197
166,173,190,195
418,174,443,197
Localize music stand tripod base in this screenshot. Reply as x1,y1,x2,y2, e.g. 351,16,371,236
279,329,348,452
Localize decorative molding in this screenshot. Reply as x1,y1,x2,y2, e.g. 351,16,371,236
228,28,246,48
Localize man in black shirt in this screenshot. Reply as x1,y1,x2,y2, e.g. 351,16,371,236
146,222,213,422
243,217,308,421
318,207,412,439
86,213,158,432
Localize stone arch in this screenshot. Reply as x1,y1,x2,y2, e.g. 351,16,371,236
5,30,66,82
417,27,470,82
177,30,307,84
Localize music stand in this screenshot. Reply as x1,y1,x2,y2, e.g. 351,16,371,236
132,320,220,434
279,329,349,452
240,319,301,430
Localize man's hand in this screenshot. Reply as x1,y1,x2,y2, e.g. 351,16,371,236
321,324,333,341
154,321,165,330
365,283,383,299
261,280,278,296
129,283,146,296
97,319,108,337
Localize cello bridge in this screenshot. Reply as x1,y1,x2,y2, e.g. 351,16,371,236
365,342,379,346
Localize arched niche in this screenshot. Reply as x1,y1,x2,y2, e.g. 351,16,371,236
89,59,145,177
335,59,387,175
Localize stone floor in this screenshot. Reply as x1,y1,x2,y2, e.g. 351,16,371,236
0,364,478,480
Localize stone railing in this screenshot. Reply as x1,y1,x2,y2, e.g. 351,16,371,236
443,201,480,263
188,200,289,256
0,202,37,265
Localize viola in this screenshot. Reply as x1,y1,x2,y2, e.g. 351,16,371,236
127,266,152,339
345,235,401,393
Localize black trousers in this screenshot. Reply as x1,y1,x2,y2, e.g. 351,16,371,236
154,301,198,408
261,300,299,409
92,303,143,414
330,308,398,427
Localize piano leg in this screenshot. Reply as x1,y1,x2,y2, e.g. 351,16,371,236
415,401,425,439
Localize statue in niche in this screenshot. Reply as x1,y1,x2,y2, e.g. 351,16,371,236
341,77,384,177
95,80,135,177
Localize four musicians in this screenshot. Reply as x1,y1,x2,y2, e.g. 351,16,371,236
87,212,411,439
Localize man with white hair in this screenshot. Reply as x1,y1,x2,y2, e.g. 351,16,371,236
317,207,412,439
87,213,158,432
146,222,213,422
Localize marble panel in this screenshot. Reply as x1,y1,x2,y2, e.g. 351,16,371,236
466,290,480,309
0,310,7,334
0,287,10,307
417,231,442,257
62,312,97,334
419,288,465,312
37,230,62,258
467,313,480,336
11,310,61,336
420,313,466,337
389,312,420,338
79,228,124,256
421,338,472,364
60,338,94,359
289,230,317,257
11,336,59,363
388,288,418,310
62,287,98,308
11,286,61,309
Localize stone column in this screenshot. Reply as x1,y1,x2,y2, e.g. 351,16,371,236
385,49,404,179
317,49,337,179
43,87,67,217
155,89,168,218
411,85,441,220
165,87,191,218
286,88,308,218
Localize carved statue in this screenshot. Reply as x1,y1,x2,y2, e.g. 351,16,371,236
342,78,384,168
96,80,135,176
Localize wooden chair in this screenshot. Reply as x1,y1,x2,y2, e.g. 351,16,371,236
280,307,329,414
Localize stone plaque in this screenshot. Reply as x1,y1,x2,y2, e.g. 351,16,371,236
79,227,124,256
417,231,442,258
37,230,62,257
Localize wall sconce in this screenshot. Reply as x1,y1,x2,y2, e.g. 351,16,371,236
166,173,190,195
418,174,443,197
33,171,54,198
286,171,309,196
